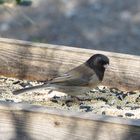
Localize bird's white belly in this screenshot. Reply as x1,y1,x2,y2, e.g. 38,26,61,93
47,84,90,96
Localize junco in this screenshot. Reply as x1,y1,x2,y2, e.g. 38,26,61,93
13,54,109,96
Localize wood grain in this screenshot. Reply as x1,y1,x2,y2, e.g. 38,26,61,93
0,38,140,91
0,101,139,140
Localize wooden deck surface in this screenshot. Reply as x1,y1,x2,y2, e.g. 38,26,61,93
0,101,139,140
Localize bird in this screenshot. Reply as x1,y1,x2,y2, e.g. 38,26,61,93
13,54,109,96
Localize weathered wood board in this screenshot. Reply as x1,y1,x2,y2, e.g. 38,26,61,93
0,38,140,91
0,101,139,140
0,38,140,140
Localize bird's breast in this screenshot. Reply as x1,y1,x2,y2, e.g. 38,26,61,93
88,74,101,88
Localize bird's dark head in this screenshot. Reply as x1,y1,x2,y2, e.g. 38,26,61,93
86,54,109,80
86,54,109,70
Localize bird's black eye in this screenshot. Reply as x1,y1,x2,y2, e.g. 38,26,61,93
99,59,109,66
102,60,107,65
99,60,105,65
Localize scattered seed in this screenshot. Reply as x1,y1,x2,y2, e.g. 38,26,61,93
125,113,134,117
117,115,123,117
102,111,106,115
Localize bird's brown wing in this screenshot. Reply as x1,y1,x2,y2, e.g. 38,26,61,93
49,63,95,86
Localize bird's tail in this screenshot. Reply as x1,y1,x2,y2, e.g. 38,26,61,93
13,84,48,95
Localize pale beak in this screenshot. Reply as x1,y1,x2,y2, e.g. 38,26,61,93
104,64,109,69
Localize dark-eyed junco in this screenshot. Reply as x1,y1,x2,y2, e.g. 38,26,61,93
13,54,109,96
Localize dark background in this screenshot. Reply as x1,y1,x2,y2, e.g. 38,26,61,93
0,0,140,55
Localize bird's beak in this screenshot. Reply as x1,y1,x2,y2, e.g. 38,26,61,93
104,64,109,69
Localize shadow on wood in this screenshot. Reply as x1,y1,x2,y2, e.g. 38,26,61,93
0,101,139,140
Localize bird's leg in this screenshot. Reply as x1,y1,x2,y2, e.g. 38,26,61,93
70,96,83,104
48,89,53,94
71,95,92,102
71,95,80,100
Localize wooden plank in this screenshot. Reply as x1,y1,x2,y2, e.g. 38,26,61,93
0,38,140,91
0,101,139,140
